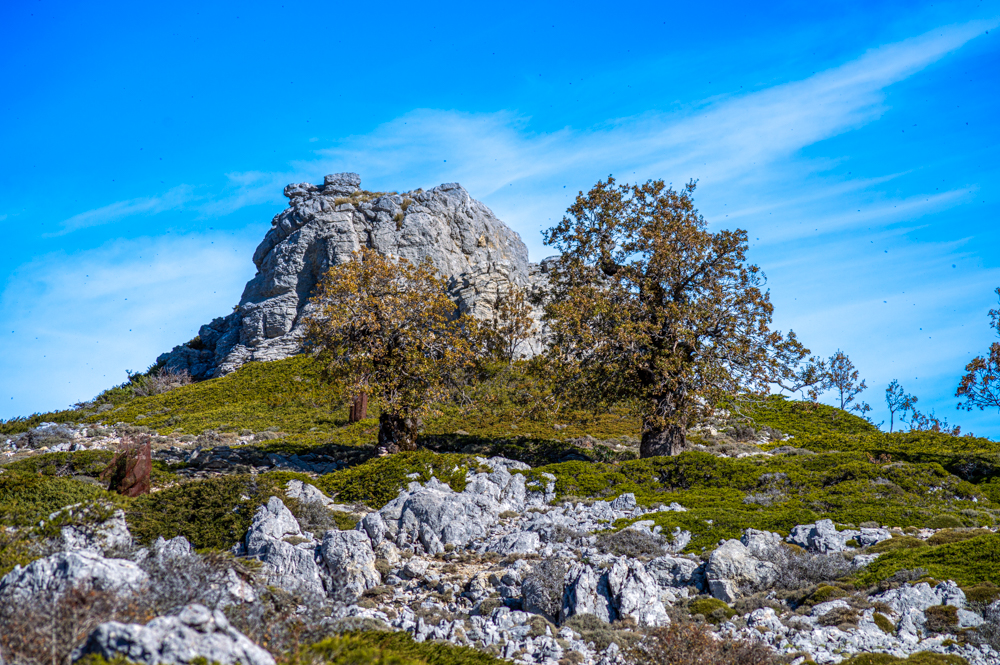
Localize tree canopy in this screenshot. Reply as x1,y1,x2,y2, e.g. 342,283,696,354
542,177,807,457
957,287,1000,414
302,248,474,452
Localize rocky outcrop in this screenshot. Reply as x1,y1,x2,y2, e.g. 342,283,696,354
319,530,381,601
373,458,548,554
786,519,891,553
705,538,778,602
158,174,548,379
241,496,326,597
561,559,669,626
59,508,133,553
73,604,275,665
0,549,148,601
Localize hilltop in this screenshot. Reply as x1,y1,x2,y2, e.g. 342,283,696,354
2,174,1000,665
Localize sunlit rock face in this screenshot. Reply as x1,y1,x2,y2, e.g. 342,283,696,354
158,173,548,379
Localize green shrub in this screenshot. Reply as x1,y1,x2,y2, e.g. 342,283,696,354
924,605,959,634
807,585,847,605
925,515,965,529
962,582,1000,605
0,471,111,528
127,474,285,549
873,612,895,634
927,529,993,546
687,597,736,624
839,654,968,665
747,395,878,438
296,632,505,665
869,536,928,553
855,535,1000,587
562,614,633,650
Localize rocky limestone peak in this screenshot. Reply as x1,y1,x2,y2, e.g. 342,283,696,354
158,173,545,380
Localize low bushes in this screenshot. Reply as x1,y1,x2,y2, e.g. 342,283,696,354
0,470,112,528
301,632,503,665
626,623,776,665
855,534,1000,588
314,451,478,508
126,474,284,549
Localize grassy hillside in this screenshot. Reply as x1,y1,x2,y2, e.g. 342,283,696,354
2,356,999,579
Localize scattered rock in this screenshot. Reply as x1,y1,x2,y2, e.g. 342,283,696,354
73,604,275,665
705,538,777,602
242,496,326,597
0,550,148,601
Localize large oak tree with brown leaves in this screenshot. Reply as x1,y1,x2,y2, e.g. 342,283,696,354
542,177,808,458
303,248,475,452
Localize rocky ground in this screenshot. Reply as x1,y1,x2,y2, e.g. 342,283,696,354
2,442,998,665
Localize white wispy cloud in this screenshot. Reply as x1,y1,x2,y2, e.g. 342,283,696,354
51,185,198,236
183,20,996,260
0,231,258,418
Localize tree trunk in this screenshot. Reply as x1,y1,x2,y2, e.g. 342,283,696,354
349,393,368,422
640,424,686,458
378,412,421,453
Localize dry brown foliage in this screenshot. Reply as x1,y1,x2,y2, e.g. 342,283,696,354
542,177,808,457
626,623,776,665
99,435,151,497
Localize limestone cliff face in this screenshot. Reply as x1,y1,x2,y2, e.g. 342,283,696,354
158,173,546,379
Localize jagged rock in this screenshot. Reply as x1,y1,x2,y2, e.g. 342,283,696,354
740,529,784,559
401,559,429,580
319,530,381,601
486,531,541,555
242,496,325,597
857,527,893,547
645,556,703,590
60,508,133,553
73,604,274,665
562,563,614,623
561,560,668,626
873,580,966,615
786,519,858,553
0,550,148,601
377,461,544,553
151,536,193,562
158,175,544,379
611,494,637,512
607,559,670,626
285,479,334,507
705,539,777,602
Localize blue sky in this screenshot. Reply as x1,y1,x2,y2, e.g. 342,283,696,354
1,0,998,435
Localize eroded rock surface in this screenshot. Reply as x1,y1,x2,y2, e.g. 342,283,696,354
0,549,148,601
73,604,275,665
158,175,547,379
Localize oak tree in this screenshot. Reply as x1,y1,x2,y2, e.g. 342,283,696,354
957,287,1000,413
303,248,474,452
477,284,537,364
542,177,808,457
